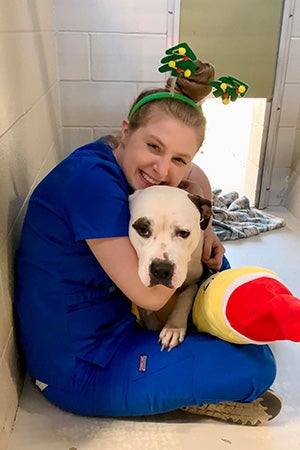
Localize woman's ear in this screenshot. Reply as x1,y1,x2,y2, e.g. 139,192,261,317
121,119,130,140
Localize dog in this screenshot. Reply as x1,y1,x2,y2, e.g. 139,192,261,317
129,185,212,350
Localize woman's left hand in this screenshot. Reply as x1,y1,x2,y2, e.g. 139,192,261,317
201,227,225,271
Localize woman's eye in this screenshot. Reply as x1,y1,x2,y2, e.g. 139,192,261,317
173,157,187,165
148,143,159,151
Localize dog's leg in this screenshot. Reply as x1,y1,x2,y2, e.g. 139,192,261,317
138,307,163,331
159,283,198,351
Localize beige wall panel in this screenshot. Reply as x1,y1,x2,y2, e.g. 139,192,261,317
0,87,61,247
0,0,54,31
180,0,283,99
0,32,57,135
0,275,10,356
0,333,23,450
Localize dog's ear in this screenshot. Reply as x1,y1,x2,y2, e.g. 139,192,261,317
188,194,212,230
128,190,141,202
128,190,142,212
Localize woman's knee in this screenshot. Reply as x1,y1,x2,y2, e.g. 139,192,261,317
242,345,277,400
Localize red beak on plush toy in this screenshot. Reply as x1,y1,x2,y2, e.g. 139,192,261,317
193,267,300,344
226,276,300,342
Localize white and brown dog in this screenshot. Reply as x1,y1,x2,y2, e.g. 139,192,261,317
129,185,212,350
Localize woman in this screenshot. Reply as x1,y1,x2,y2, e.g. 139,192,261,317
14,60,281,424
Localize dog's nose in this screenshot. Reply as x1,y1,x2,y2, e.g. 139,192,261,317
149,259,175,288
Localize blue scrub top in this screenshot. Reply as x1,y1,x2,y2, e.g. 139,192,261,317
14,139,137,390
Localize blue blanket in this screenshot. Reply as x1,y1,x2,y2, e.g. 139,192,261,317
212,190,286,241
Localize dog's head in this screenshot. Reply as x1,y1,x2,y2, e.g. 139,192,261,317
129,185,212,289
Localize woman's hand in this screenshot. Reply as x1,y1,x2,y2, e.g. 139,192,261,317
201,227,225,271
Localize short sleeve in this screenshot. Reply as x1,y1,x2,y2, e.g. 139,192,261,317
63,161,131,241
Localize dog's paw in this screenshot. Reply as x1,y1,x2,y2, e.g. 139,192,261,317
158,327,186,351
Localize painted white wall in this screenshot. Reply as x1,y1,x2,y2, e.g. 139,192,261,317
193,97,267,204
286,0,300,219
269,0,300,208
0,1,62,449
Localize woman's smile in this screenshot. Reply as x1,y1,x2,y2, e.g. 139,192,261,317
140,170,161,186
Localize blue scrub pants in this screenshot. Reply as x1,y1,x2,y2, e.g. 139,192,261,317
41,256,277,416
42,329,276,418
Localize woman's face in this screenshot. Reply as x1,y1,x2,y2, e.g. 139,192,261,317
114,115,200,191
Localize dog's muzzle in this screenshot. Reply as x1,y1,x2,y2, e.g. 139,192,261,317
149,258,175,288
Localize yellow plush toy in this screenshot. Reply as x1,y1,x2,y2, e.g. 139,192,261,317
193,266,300,344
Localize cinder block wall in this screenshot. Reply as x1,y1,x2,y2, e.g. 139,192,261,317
0,2,62,449
286,1,300,218
1,1,171,447
270,0,300,209
54,0,169,154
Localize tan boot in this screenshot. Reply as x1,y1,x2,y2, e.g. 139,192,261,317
181,390,282,426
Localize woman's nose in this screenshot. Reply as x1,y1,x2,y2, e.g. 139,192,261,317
154,157,170,180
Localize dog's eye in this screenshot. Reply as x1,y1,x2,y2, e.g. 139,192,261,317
176,229,190,239
138,226,151,238
132,217,152,239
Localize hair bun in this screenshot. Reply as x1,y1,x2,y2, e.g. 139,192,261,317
166,60,215,103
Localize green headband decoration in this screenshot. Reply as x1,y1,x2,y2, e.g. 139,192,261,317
128,43,200,120
128,42,249,120
128,92,200,121
210,75,249,105
158,42,197,79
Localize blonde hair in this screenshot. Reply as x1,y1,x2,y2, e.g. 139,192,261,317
107,59,215,149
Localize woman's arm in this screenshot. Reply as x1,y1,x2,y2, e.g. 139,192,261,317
180,162,225,271
86,236,176,310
